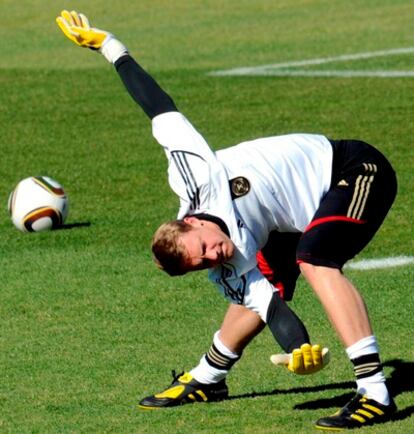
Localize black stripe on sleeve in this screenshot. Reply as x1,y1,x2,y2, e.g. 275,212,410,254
171,151,205,210
172,152,198,208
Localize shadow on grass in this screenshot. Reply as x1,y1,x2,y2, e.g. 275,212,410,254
227,380,355,403
54,222,91,230
228,359,414,424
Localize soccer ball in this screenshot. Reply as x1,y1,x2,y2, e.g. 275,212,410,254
8,176,69,232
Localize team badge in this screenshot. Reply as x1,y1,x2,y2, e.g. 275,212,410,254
230,177,250,199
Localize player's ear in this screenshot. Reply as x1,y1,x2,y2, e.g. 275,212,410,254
183,216,202,227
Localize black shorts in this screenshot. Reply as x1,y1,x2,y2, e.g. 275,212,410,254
296,139,398,269
257,231,302,301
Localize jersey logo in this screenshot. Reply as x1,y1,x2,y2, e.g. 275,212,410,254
216,264,246,304
229,176,250,199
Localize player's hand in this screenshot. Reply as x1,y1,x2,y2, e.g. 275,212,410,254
56,10,110,50
270,343,330,375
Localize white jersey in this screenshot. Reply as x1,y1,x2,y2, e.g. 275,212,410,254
152,111,333,321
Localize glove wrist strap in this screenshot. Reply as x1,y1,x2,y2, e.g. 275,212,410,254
100,36,128,63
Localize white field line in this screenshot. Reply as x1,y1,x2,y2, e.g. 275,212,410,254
209,47,414,77
345,256,414,271
226,70,414,78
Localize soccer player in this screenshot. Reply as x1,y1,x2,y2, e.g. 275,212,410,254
56,11,398,430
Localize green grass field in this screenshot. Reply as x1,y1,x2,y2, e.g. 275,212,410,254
1,1,413,433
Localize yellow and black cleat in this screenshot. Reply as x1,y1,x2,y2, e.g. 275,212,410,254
138,371,228,410
315,393,396,430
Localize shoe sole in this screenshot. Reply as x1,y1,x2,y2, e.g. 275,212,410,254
314,425,344,431
137,404,161,411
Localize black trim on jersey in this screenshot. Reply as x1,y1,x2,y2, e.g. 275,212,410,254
114,55,177,119
171,151,200,210
190,213,230,237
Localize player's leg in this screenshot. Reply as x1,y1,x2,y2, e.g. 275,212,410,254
138,295,318,409
300,264,397,429
190,303,265,383
215,303,266,353
138,304,264,409
297,139,398,429
299,264,372,347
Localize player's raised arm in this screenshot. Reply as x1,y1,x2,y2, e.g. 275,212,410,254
56,10,178,119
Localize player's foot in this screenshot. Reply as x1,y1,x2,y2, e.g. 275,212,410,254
138,370,228,409
315,393,396,430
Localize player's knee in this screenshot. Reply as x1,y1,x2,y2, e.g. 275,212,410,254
298,261,317,278
299,262,342,280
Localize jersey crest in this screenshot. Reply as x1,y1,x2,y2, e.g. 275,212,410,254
230,176,250,199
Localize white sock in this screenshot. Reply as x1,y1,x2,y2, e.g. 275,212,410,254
346,335,379,358
346,335,390,405
189,356,228,384
190,331,240,384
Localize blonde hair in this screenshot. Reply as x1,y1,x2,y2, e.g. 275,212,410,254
151,220,192,276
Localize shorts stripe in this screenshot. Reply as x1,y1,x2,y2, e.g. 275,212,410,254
304,215,365,232
355,175,374,219
347,164,377,219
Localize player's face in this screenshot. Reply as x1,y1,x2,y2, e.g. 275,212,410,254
179,217,235,271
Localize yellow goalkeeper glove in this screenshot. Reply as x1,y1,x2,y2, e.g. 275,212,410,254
56,10,108,49
56,10,128,63
270,343,330,375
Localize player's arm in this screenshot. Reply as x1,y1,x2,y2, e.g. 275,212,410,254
56,10,177,119
218,267,329,374
56,10,231,216
267,291,330,374
114,56,177,119
266,290,310,353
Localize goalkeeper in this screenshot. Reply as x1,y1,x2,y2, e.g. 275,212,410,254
56,11,397,431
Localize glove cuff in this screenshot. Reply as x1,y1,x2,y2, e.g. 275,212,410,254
100,36,128,63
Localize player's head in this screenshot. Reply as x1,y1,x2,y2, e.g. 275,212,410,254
152,216,234,276
151,219,192,276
